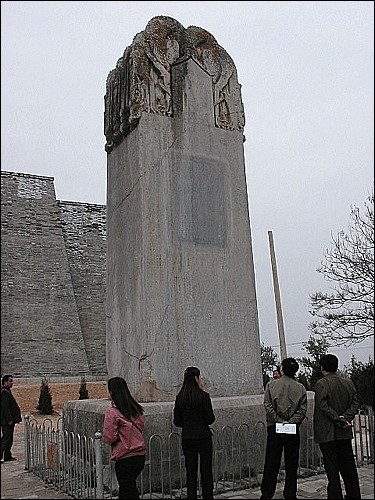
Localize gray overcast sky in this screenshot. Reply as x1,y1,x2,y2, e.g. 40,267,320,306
2,1,374,367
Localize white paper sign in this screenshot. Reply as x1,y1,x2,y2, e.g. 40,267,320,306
275,423,297,434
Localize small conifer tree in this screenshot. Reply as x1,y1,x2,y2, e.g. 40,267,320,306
79,375,89,400
36,377,53,415
348,357,374,408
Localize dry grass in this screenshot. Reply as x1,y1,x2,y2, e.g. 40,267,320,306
12,381,109,416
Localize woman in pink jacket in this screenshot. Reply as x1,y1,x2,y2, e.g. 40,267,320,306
103,377,146,499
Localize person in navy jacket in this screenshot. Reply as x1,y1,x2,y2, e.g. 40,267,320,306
173,366,215,499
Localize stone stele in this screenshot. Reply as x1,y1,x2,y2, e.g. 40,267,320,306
105,15,263,401
64,21,316,488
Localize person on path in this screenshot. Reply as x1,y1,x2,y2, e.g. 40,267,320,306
314,353,361,499
1,374,22,463
103,377,146,499
173,366,216,499
260,357,307,499
272,366,281,380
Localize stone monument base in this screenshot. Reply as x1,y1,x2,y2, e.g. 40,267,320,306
63,394,315,494
63,395,271,438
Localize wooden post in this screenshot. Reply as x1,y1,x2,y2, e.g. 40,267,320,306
268,230,287,360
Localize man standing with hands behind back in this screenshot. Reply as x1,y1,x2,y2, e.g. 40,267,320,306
1,374,22,463
260,357,307,499
314,354,361,499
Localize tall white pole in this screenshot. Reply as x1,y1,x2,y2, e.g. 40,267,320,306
268,230,287,361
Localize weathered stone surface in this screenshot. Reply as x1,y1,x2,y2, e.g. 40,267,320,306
58,201,107,374
106,18,263,401
104,16,245,153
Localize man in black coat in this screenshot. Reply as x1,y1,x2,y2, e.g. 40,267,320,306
1,374,22,462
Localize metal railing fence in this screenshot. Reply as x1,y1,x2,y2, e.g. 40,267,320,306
24,407,374,499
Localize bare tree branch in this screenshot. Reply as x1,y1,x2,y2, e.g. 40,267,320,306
309,192,374,346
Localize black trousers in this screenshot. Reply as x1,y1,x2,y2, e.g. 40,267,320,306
1,423,15,460
260,424,300,499
114,454,145,499
182,437,214,499
319,439,361,499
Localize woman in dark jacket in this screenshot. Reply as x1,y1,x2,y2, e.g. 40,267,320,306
173,366,215,499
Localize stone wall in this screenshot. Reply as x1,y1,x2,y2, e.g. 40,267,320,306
58,201,107,375
1,171,107,377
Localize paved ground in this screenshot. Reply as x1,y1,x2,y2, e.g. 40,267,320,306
1,431,373,499
214,464,374,499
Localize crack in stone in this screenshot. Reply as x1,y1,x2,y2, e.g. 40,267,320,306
113,128,184,214
138,303,170,370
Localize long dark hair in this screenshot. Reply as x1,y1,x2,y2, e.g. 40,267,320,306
107,377,144,420
175,366,205,409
